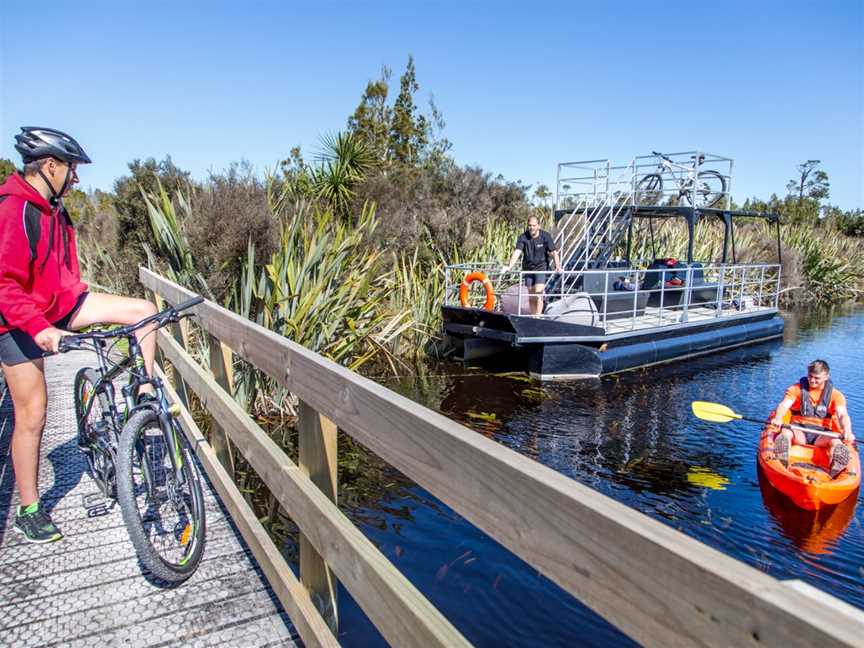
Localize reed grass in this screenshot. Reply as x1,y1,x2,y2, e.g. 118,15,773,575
624,219,864,305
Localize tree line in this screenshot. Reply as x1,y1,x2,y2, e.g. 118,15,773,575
0,55,861,301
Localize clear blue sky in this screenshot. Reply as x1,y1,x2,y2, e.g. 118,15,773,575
1,1,862,208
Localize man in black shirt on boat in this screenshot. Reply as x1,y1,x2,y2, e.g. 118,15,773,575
502,216,562,315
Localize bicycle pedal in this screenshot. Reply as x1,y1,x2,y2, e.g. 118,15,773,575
82,492,112,518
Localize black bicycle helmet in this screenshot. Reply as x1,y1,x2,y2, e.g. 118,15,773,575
14,126,92,164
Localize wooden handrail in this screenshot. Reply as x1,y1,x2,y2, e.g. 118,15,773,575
154,366,340,647
141,267,864,648
155,328,468,647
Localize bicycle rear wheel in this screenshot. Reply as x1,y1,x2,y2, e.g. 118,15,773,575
117,408,206,582
683,170,726,208
73,367,117,498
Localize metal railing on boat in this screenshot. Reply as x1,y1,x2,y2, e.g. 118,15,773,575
445,262,781,335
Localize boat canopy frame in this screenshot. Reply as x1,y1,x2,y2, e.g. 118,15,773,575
619,205,783,268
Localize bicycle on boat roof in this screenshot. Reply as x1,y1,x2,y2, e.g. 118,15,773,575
58,296,206,583
636,150,727,208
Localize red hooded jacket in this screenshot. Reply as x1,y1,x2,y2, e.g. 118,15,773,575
0,172,88,338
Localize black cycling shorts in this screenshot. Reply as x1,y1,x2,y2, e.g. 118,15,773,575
0,292,89,366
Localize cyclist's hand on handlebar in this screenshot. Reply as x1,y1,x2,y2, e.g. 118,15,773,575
159,297,204,325
57,335,87,353
35,327,70,354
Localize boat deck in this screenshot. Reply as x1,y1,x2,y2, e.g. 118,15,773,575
603,303,768,336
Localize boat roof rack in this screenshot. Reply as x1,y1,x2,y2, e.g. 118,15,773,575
554,205,781,224
631,206,781,222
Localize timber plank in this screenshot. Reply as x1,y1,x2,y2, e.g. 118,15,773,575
298,399,339,631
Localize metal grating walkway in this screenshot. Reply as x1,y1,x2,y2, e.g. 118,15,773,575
0,352,299,647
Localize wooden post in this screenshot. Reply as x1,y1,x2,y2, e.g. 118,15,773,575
152,293,191,408
146,289,171,384
298,399,339,632
207,333,236,478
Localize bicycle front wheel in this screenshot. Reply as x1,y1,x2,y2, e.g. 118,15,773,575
683,170,726,208
117,409,206,582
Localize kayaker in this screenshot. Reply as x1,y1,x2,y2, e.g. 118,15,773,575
769,359,855,478
501,216,562,315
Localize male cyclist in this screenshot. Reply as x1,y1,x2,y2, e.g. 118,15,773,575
0,127,157,542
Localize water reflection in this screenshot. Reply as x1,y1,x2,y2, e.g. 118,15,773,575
759,470,859,556
437,342,782,500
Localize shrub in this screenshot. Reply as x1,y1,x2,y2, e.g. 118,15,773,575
186,162,278,302
112,157,192,294
355,162,533,257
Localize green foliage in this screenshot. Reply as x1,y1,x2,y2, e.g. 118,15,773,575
277,146,316,204
112,157,192,294
354,163,532,257
348,66,393,164
141,181,212,298
533,184,552,207
383,218,515,357
390,56,428,165
75,190,122,291
829,209,864,237
0,158,16,184
347,57,436,169
61,188,91,223
312,132,376,217
782,223,862,305
384,249,446,357
424,96,452,171
786,159,830,202
186,162,278,301
228,201,412,369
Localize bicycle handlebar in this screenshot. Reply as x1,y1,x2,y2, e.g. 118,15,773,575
58,296,204,353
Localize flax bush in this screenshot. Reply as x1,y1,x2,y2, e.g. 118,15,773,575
230,202,412,369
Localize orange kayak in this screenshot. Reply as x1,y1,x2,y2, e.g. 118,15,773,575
758,413,860,511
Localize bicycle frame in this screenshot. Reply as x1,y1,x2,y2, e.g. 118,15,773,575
656,155,702,198
73,331,187,492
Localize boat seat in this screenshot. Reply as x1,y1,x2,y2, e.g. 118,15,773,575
641,259,721,308
580,270,648,319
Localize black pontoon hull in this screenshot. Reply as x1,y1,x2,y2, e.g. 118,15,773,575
442,306,784,378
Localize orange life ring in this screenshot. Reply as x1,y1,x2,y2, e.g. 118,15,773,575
459,271,495,310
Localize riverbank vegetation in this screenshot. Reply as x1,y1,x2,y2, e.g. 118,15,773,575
1,58,862,367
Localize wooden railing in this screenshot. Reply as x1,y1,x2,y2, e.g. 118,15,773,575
140,268,864,648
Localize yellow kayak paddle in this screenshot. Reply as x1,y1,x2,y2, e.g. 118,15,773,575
691,401,840,439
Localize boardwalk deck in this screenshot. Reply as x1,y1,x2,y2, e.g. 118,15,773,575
0,352,299,647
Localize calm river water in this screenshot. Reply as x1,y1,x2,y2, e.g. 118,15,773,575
337,307,863,647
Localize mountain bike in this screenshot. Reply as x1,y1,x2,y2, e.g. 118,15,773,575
59,296,206,583
636,151,727,208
